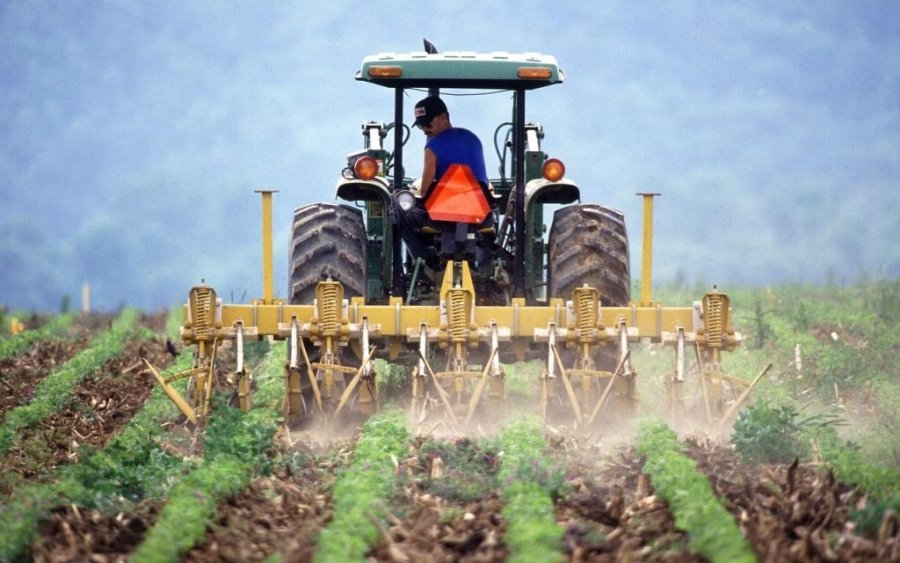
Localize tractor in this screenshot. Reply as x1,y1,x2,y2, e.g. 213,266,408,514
149,44,766,431
287,44,630,420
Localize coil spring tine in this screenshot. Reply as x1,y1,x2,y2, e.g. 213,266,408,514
448,288,467,342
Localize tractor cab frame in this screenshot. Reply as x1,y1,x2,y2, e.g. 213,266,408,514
336,50,579,304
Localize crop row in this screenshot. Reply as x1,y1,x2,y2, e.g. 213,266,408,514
315,409,411,562
0,313,75,361
0,308,139,455
497,418,565,563
0,308,185,561
636,419,756,563
131,339,285,562
819,432,900,534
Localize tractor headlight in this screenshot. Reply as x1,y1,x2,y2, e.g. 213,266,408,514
396,190,416,211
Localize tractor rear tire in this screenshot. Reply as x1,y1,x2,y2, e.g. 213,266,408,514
547,203,630,306
289,203,367,304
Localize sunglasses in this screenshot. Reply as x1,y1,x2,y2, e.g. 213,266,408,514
417,115,439,130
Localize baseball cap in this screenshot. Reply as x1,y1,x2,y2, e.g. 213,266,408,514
413,96,448,126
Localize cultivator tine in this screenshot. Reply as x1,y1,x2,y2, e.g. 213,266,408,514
618,322,633,376
551,342,583,424
464,347,498,426
587,349,632,425
410,324,429,419
143,359,199,425
234,321,250,412
285,317,306,416
296,331,323,413
334,345,378,419
675,327,686,382
490,322,501,377
416,349,459,431
696,341,716,424
353,319,378,415
717,362,772,427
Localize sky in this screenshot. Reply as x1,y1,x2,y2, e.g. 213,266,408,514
1,1,899,311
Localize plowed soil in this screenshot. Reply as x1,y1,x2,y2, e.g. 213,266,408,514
5,314,899,562
685,435,900,562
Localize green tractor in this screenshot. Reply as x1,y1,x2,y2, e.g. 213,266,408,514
288,44,630,314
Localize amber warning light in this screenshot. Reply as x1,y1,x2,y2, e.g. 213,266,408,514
367,66,403,78
542,158,565,182
517,66,552,79
354,156,380,180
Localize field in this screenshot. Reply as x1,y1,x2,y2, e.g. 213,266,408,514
1,280,899,562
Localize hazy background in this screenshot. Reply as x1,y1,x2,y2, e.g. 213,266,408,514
2,1,898,311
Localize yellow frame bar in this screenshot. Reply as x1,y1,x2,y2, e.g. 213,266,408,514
185,299,701,344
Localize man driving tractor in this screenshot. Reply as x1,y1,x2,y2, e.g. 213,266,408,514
393,95,496,267
413,95,488,190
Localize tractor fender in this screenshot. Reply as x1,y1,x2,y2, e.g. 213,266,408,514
335,176,392,204
524,177,580,208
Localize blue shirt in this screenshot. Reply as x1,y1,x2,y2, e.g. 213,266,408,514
426,127,488,185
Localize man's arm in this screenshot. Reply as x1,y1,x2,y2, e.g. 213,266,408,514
420,148,437,197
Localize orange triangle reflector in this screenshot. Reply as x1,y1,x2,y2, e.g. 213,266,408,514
425,164,491,224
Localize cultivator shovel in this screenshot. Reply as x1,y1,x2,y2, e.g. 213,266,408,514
408,260,507,428
282,279,379,419
534,285,639,427
663,290,771,426
145,284,254,424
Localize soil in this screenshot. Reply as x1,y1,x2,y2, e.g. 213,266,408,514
0,338,87,420
685,435,900,563
4,315,899,562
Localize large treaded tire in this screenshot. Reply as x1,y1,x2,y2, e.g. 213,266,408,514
547,203,630,306
289,203,366,304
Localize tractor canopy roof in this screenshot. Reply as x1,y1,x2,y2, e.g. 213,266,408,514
356,51,564,90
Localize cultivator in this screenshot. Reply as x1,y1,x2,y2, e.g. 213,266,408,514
151,192,764,429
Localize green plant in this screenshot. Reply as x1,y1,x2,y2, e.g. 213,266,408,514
0,348,194,561
130,342,284,563
0,312,74,361
315,409,410,562
637,419,755,563
0,308,138,454
497,418,565,563
373,358,409,397
731,399,808,464
816,429,900,536
130,456,252,563
416,437,500,502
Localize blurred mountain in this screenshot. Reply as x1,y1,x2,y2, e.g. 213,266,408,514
1,2,898,311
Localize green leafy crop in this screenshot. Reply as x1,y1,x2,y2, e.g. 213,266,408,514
314,409,410,562
0,312,74,361
0,308,138,455
497,417,565,563
637,419,755,563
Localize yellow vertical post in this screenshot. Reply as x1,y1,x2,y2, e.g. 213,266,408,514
255,190,278,304
637,193,660,307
